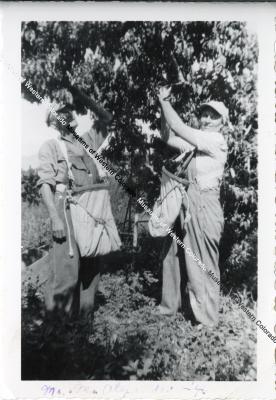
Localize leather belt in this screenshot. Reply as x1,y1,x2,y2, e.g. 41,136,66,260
72,183,110,193
56,182,110,194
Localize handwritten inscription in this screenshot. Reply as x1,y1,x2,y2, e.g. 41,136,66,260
41,385,61,397
40,381,206,399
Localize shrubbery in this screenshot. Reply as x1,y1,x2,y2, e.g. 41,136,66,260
21,168,41,205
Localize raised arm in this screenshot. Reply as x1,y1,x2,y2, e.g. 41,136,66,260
161,108,170,142
158,86,199,148
70,84,113,125
161,108,193,152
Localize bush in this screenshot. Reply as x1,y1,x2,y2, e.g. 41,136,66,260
221,231,257,299
21,168,41,205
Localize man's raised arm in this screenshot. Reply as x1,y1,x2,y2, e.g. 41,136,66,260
70,84,113,125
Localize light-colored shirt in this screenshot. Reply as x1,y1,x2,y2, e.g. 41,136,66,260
37,134,98,189
167,130,227,190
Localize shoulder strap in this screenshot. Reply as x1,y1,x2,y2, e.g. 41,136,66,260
175,146,197,176
181,146,197,171
54,138,75,183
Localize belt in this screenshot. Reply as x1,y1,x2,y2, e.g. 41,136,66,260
72,183,110,193
187,179,219,192
56,183,67,193
56,182,110,194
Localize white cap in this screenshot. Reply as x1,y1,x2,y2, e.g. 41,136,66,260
199,100,229,122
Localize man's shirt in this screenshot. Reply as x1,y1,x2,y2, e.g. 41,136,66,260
37,134,98,190
165,130,227,191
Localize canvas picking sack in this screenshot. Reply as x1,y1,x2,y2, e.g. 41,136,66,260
148,168,190,237
148,148,196,238
70,189,122,257
55,138,121,257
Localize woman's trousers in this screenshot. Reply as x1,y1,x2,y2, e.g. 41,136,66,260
159,183,224,326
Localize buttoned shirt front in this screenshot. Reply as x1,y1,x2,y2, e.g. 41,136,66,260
37,134,98,190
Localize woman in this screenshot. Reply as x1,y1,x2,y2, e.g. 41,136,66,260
157,86,228,327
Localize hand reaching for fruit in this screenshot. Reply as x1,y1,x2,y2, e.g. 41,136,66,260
158,85,172,102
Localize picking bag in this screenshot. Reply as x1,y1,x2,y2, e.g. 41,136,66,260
69,188,122,257
148,148,196,238
54,137,121,258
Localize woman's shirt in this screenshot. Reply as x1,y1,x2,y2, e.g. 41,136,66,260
167,130,227,190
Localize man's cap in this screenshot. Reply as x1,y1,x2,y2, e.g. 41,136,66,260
46,103,75,127
199,100,229,122
56,103,75,125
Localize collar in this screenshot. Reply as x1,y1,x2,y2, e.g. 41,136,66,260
59,134,75,144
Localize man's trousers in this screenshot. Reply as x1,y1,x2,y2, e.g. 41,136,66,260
44,191,101,319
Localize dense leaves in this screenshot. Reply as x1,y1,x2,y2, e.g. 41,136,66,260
21,168,41,205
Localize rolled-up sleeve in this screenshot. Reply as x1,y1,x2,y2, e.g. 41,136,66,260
37,141,57,189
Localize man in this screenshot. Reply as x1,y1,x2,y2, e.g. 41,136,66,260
38,86,115,322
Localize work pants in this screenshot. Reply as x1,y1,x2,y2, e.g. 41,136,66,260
159,184,224,327
44,191,101,320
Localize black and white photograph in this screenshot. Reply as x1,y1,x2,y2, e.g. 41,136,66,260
0,2,275,399
21,20,258,381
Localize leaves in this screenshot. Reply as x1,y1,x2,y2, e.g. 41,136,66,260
21,168,40,205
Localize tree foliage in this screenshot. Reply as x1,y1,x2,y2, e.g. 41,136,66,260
21,21,258,293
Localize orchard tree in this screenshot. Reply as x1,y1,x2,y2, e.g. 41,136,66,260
21,21,258,293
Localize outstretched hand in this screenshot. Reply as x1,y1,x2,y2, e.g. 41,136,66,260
158,85,172,102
